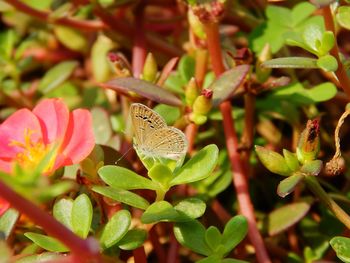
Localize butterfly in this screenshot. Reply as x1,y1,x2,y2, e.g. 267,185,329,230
130,103,188,162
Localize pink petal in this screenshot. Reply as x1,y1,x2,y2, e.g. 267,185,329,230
0,198,10,216
33,99,69,145
0,109,42,159
57,109,95,167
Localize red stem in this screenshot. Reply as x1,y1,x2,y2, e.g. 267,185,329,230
167,229,180,263
5,0,106,31
133,246,147,263
205,22,271,263
0,180,101,262
149,226,167,262
132,6,147,78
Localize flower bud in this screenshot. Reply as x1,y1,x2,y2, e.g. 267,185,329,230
108,52,131,77
185,78,199,107
296,119,320,164
255,145,292,176
192,89,213,115
142,52,158,83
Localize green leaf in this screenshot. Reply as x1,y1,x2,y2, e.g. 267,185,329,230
178,55,195,82
118,229,147,250
53,198,73,230
318,31,335,55
316,55,338,72
141,201,179,224
171,144,219,186
71,194,92,238
255,146,292,176
38,61,79,94
92,186,149,210
148,164,173,190
302,24,323,53
101,77,182,106
262,57,318,69
330,236,350,262
154,104,180,125
221,215,248,254
91,35,115,82
0,209,19,239
283,149,300,171
267,202,310,236
15,252,65,263
336,6,350,30
174,198,206,220
24,233,68,252
205,226,222,251
208,65,250,106
277,173,304,198
91,107,112,145
197,255,221,263
98,166,158,190
304,82,337,102
291,2,316,27
54,26,88,53
300,160,323,176
174,220,212,256
141,198,205,224
0,29,15,60
100,210,131,249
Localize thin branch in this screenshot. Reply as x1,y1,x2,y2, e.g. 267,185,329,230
204,21,271,263
0,180,101,262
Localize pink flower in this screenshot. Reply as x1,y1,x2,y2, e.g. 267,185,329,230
0,98,95,174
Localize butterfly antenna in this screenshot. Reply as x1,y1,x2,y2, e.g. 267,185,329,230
115,146,133,165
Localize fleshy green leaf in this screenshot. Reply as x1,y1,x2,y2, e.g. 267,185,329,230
98,165,158,190
91,35,115,82
174,198,206,220
148,164,172,189
336,6,350,30
283,149,300,171
0,209,19,239
205,226,222,251
221,215,248,254
255,146,292,176
267,202,311,236
53,198,73,230
291,2,316,26
171,144,219,186
118,229,147,250
101,77,182,106
100,210,131,249
277,173,304,198
38,61,78,94
330,236,350,262
92,186,149,210
178,55,195,82
300,160,323,176
141,198,205,224
316,55,338,72
208,65,250,106
174,220,212,256
154,104,180,125
54,26,88,53
318,31,335,55
15,252,65,263
91,107,112,145
24,233,68,252
262,57,318,69
71,194,92,239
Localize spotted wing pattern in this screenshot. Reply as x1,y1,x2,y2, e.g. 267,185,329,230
130,103,188,160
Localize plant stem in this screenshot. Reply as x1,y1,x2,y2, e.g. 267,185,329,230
204,21,271,263
5,0,106,31
304,176,350,229
133,246,147,263
132,5,147,78
322,6,350,98
0,180,101,262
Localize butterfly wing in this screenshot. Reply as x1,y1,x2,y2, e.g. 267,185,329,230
130,103,167,147
143,127,188,160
